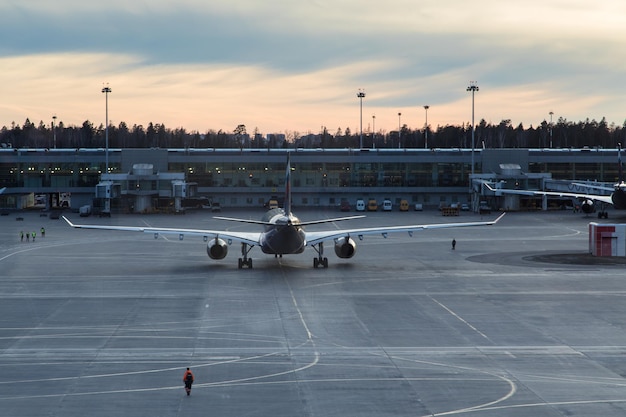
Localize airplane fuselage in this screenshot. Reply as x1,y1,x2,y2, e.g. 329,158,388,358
259,209,306,255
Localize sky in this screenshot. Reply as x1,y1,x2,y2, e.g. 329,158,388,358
1,0,625,136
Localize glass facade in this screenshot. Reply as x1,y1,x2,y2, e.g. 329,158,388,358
161,161,472,189
0,148,622,210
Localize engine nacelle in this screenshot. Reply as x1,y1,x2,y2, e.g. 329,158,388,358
207,238,228,260
580,199,594,214
334,237,357,259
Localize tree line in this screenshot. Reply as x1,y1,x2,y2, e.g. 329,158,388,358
1,117,625,150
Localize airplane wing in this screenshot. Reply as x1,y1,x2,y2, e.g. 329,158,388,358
0,187,6,194
484,184,614,205
62,216,261,247
305,212,505,246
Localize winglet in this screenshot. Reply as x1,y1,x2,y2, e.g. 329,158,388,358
285,153,292,217
618,143,623,184
490,212,506,224
483,182,495,191
62,216,76,227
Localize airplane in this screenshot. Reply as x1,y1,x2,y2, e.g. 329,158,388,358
63,154,505,269
0,187,6,194
484,144,626,219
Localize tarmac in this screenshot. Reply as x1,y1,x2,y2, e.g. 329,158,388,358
2,207,626,416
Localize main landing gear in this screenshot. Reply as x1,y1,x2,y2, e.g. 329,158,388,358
597,203,609,219
238,242,253,269
312,242,328,268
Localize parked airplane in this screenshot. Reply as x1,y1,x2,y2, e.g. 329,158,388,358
485,145,625,219
63,155,505,269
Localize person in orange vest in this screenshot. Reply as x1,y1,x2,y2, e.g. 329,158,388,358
183,368,194,396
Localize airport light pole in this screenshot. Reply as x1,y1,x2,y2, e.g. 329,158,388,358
467,81,479,211
398,112,402,149
102,84,112,174
423,105,429,149
466,81,479,179
372,114,376,149
549,111,554,148
52,115,57,149
357,89,366,149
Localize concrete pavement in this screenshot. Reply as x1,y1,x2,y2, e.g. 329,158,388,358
2,208,626,416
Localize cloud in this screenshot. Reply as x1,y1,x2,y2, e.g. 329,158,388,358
1,1,625,134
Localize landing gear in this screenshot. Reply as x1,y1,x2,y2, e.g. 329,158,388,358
312,242,328,268
238,242,253,269
598,203,609,219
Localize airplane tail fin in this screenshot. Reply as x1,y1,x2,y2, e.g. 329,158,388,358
618,143,624,184
285,153,292,216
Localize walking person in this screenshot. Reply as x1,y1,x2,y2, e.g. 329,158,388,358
183,367,194,396
32,231,36,242
41,227,45,237
452,238,456,250
20,231,24,242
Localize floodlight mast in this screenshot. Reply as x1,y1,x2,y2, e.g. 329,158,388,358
52,115,57,149
466,81,479,211
398,112,402,149
423,105,429,149
102,84,112,174
357,89,366,149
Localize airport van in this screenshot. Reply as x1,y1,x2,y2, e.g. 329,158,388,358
355,199,366,212
268,198,279,209
367,199,378,211
382,199,392,211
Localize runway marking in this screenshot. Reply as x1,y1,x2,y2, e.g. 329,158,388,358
431,398,626,415
366,350,517,417
429,296,492,342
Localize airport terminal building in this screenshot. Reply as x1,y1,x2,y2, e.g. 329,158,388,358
0,147,621,212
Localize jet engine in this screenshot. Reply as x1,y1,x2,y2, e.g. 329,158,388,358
580,199,594,214
207,237,228,260
334,237,356,259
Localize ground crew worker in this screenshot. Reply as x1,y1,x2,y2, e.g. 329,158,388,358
41,227,45,237
20,231,24,242
32,231,36,242
452,238,456,250
183,368,194,396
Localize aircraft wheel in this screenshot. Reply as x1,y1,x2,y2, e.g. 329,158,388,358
323,258,328,268
313,258,319,268
238,258,243,269
248,259,253,269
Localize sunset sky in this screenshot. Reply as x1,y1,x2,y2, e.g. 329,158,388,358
1,0,625,136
